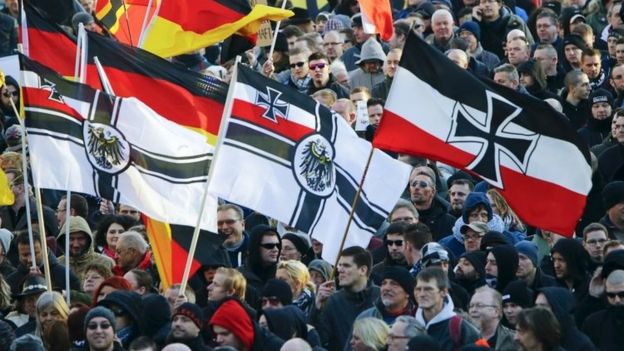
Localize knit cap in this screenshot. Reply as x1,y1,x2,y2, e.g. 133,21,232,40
210,299,254,350
173,302,203,329
84,306,116,332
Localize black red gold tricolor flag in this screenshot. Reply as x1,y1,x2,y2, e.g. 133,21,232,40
145,218,227,290
136,0,293,58
94,0,159,47
24,4,228,142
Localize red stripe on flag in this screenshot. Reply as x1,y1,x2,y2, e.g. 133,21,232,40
27,27,76,77
83,66,223,135
23,87,85,121
231,98,313,141
375,111,585,235
157,1,248,34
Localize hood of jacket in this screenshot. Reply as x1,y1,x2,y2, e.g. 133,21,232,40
57,216,95,257
462,192,493,224
491,245,519,293
551,238,589,282
415,296,456,329
451,214,506,243
356,38,386,65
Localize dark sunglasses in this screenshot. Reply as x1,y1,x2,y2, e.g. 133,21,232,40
262,296,281,306
606,291,624,299
260,243,281,250
289,61,306,68
87,322,112,330
410,180,429,188
386,239,403,246
309,63,326,70
2,91,17,98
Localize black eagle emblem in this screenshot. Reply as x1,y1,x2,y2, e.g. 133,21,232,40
87,125,126,170
299,138,334,193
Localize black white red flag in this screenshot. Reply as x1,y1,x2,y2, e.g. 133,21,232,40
373,33,592,235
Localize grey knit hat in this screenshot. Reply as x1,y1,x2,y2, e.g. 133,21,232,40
84,306,116,332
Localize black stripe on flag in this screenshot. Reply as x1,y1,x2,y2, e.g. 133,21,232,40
334,168,386,232
401,33,590,162
291,190,326,232
226,118,295,163
130,148,211,180
25,109,83,140
98,0,126,28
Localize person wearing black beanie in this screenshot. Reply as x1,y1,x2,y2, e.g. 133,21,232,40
455,251,487,296
357,267,417,325
485,246,519,293
578,88,614,147
501,280,534,328
600,181,624,241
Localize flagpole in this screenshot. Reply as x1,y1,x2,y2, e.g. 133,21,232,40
19,0,29,56
137,0,155,48
138,0,162,48
9,98,53,291
267,0,288,59
64,191,71,304
329,147,375,279
120,0,135,47
93,57,115,94
179,57,242,297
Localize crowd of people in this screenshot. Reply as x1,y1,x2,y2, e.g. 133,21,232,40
0,0,624,350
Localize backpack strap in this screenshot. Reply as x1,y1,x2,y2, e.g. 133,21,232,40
448,314,462,349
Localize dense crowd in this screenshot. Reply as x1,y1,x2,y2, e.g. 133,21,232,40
0,0,624,351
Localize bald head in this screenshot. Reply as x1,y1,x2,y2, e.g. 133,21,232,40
446,49,468,69
332,98,356,126
162,344,192,351
280,338,312,351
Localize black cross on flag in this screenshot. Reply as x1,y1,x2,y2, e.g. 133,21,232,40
256,86,289,123
448,91,538,188
373,32,593,235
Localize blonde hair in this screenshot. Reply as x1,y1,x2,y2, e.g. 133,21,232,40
487,189,525,232
36,291,69,337
277,260,315,294
215,267,247,299
352,317,390,350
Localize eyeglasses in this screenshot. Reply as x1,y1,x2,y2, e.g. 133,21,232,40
391,217,415,223
289,61,306,69
469,303,497,309
309,62,327,70
606,291,624,299
87,322,112,330
2,91,17,98
586,238,607,245
410,180,430,188
260,243,281,250
261,296,281,306
386,239,403,247
217,219,239,226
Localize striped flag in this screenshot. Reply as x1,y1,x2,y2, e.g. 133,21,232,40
20,55,218,232
373,33,592,235
94,0,159,47
358,0,394,41
208,64,411,263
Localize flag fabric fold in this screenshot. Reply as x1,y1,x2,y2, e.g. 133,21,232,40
358,0,394,41
20,55,218,232
23,5,229,142
208,64,411,263
139,1,293,57
94,0,160,47
373,33,592,235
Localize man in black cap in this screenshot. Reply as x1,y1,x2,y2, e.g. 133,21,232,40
501,280,534,329
84,306,121,351
579,88,614,147
357,266,416,324
165,302,209,350
600,181,624,241
583,269,624,351
454,251,487,296
562,34,588,71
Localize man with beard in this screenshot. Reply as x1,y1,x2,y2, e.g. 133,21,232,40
447,179,473,218
514,241,556,292
357,267,416,324
583,269,624,350
217,204,249,268
408,166,455,241
578,89,614,147
165,303,210,350
57,216,114,280
454,251,487,296
371,223,410,284
550,239,591,303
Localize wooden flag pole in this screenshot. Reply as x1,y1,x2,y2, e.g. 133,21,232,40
267,0,288,59
9,98,53,291
120,0,135,47
329,146,375,280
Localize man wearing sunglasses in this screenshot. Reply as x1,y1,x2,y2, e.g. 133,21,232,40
84,306,122,351
370,223,410,285
238,224,281,296
583,268,624,350
307,52,349,99
264,47,312,95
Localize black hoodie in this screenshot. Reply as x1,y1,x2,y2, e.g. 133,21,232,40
490,245,519,293
539,287,595,351
551,239,590,303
